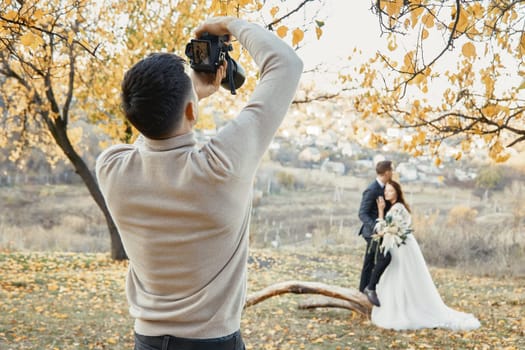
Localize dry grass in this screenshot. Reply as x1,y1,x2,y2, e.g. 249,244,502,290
0,165,524,277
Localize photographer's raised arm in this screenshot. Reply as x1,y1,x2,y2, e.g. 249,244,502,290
200,18,303,179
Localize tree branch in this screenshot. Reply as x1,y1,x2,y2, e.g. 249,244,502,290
62,36,76,125
245,280,372,316
266,0,315,30
0,15,100,57
375,0,461,97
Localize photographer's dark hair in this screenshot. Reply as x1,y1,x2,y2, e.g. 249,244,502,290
387,180,411,213
121,53,192,139
376,160,393,175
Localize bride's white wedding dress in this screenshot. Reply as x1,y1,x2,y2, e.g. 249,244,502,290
371,203,481,331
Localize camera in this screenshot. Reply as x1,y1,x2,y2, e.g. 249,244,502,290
185,33,245,95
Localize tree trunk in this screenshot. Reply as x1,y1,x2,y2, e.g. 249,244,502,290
245,280,372,316
52,119,127,260
73,155,127,260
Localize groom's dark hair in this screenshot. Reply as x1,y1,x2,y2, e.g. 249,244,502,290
376,160,392,175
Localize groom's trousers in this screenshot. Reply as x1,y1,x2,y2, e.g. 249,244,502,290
359,238,392,292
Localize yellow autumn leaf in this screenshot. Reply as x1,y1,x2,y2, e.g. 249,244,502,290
31,9,45,23
461,42,476,58
388,36,397,51
292,28,304,47
456,7,469,33
467,2,485,19
519,33,525,56
410,6,424,29
315,26,323,40
489,140,505,160
422,12,434,28
238,0,252,6
382,0,403,18
270,6,279,18
421,28,429,40
67,31,74,45
461,139,471,151
434,157,442,166
402,51,415,73
20,32,44,49
47,283,59,291
416,131,426,144
481,104,499,116
495,152,510,163
276,25,288,39
4,10,18,21
312,337,325,343
403,18,410,30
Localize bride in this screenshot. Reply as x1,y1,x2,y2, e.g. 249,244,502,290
371,180,481,331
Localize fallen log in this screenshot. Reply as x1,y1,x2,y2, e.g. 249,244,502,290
244,280,372,316
298,296,361,312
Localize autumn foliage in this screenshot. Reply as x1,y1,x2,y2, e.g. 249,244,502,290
344,0,525,164
0,0,317,258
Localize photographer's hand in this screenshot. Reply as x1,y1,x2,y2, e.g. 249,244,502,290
191,62,227,100
376,196,386,219
194,16,235,38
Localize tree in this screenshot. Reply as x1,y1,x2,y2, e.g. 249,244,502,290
342,0,525,164
0,1,130,259
0,0,321,259
475,165,503,199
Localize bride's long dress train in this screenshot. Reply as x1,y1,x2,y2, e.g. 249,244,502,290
371,234,481,331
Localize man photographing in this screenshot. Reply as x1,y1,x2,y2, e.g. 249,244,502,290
96,16,303,350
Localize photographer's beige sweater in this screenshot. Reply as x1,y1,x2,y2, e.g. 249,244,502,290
96,19,303,338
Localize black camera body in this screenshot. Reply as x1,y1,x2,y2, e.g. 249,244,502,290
185,33,245,95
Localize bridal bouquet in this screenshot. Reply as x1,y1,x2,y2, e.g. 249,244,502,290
373,216,411,255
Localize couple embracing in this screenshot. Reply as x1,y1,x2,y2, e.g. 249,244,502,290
357,160,481,331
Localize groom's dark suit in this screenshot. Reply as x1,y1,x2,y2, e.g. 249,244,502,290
358,179,391,293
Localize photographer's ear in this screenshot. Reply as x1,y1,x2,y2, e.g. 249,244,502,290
184,100,198,127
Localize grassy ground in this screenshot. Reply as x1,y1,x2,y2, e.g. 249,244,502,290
1,173,524,349
1,246,523,350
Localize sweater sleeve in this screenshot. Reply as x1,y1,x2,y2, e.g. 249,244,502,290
201,19,303,179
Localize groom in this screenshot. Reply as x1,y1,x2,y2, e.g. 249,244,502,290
357,160,393,306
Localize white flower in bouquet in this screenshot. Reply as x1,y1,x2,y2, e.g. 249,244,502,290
374,216,411,255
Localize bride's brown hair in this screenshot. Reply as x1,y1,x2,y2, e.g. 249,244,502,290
387,180,411,213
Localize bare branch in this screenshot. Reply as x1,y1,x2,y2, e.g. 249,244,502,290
266,0,315,30
293,88,356,104
508,135,525,147
0,15,99,57
62,34,76,125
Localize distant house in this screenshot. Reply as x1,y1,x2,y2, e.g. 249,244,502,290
454,168,477,181
298,147,322,163
321,159,346,176
396,162,418,181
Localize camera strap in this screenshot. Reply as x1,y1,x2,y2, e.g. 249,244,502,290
225,54,237,95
